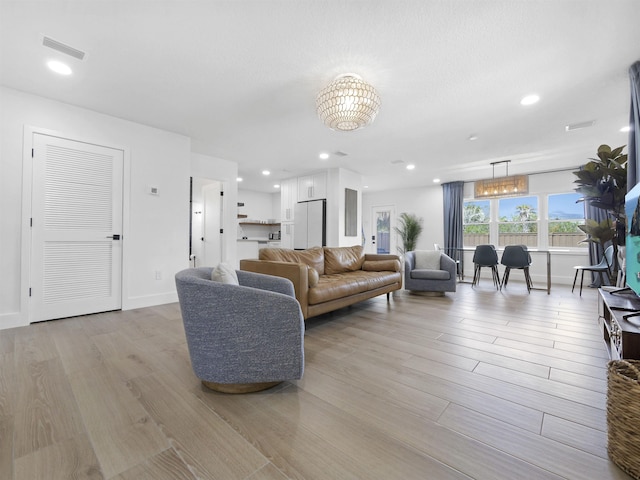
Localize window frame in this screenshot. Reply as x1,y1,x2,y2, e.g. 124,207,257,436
462,192,586,251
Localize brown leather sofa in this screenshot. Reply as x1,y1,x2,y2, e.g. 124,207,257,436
239,245,402,320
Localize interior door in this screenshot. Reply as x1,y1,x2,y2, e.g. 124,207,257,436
30,134,123,322
371,205,396,255
202,182,222,266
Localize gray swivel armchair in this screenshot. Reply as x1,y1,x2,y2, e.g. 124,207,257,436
404,251,457,293
175,267,305,393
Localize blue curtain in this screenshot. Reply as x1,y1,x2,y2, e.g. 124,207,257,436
628,61,640,190
442,181,464,263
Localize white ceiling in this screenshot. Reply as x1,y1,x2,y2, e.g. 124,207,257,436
1,1,639,192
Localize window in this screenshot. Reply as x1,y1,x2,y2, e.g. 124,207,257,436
548,192,586,248
498,196,538,247
463,200,490,246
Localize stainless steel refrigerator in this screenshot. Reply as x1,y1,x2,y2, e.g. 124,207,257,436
294,199,326,249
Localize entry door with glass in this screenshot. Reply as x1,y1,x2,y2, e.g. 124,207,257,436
371,205,396,255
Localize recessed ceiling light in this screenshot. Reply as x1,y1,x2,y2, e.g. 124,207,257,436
262,170,270,176
236,177,243,182
620,125,631,133
363,185,369,189
47,60,72,75
520,94,540,106
406,164,415,170
319,152,329,160
274,184,280,189
433,178,441,183
468,135,478,141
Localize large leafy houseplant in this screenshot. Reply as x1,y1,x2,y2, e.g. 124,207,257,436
394,212,423,255
573,144,627,277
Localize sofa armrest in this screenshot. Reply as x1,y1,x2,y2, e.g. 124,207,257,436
240,259,309,317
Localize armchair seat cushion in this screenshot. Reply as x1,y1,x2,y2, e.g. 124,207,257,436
410,269,451,281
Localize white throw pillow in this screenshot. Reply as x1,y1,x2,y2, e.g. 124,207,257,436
211,262,239,285
414,251,441,270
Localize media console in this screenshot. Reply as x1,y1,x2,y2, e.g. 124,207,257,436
598,288,640,360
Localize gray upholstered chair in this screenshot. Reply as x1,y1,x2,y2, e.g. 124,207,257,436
404,251,457,293
175,267,304,393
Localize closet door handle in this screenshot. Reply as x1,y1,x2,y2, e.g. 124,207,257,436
106,234,121,240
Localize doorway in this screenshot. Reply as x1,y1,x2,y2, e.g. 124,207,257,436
371,205,396,255
29,133,124,322
190,177,223,267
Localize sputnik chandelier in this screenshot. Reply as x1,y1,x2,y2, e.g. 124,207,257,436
316,74,381,131
474,160,529,199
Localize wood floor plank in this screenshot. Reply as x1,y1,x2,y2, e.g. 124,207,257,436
542,413,608,458
473,362,606,409
68,364,168,478
128,373,270,480
438,402,626,480
13,357,86,458
111,448,196,480
0,414,14,480
13,433,103,480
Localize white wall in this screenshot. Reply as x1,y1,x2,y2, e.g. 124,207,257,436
362,185,443,255
0,86,240,330
238,189,278,221
327,168,363,247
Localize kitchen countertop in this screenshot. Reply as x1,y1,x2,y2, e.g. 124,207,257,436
237,238,280,242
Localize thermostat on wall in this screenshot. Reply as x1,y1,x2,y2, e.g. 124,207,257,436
149,186,159,195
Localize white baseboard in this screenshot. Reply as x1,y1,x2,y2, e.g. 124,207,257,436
123,291,179,310
0,312,28,330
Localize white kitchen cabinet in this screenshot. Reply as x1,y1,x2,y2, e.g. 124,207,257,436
297,172,327,201
280,222,294,249
280,178,297,221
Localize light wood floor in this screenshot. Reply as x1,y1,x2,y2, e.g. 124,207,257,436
1,282,633,479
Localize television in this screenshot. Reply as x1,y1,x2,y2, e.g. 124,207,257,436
626,181,640,298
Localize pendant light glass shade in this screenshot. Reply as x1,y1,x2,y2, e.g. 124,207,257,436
316,74,381,131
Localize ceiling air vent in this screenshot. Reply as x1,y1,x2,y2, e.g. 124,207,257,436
334,151,348,157
42,36,85,60
565,120,595,132
390,159,405,165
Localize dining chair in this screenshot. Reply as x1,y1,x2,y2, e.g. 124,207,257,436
572,245,615,296
500,245,533,292
472,244,500,289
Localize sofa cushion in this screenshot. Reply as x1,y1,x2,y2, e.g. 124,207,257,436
308,270,401,305
211,262,239,285
259,246,325,275
308,267,319,288
362,259,401,272
324,245,365,274
410,269,451,281
414,251,441,270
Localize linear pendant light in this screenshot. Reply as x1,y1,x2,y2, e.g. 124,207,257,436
474,160,528,198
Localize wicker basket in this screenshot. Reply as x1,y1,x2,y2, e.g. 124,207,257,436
607,359,640,480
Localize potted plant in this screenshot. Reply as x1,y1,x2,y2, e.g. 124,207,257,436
573,144,627,281
394,212,423,255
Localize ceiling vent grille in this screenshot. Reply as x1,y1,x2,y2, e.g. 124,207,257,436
565,120,595,132
334,151,348,157
42,36,85,60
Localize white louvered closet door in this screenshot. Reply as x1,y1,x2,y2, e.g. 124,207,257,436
31,134,123,322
